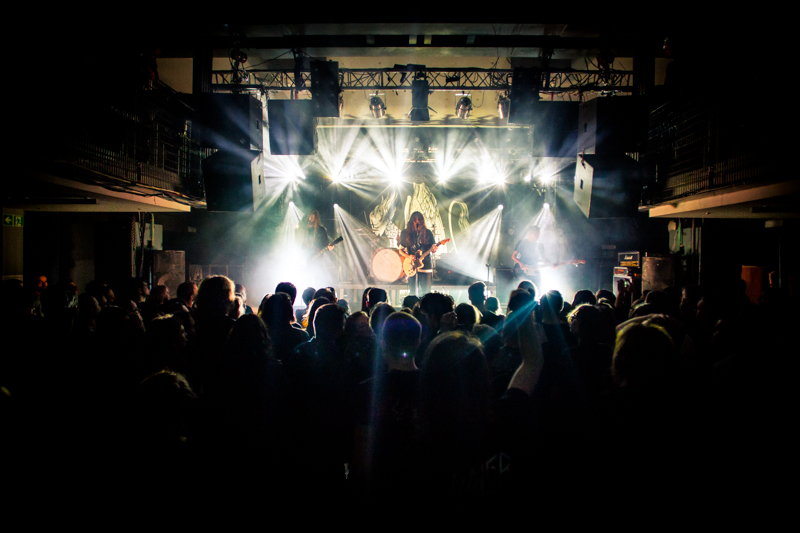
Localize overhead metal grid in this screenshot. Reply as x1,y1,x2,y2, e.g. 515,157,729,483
211,68,634,93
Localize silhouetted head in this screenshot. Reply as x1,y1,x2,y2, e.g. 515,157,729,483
227,313,272,365
195,276,235,316
468,281,487,306
302,286,316,306
313,303,347,340
402,294,420,310
517,280,536,299
259,293,294,328
419,292,455,332
422,331,489,427
381,311,422,361
275,282,297,305
612,323,676,389
176,281,198,306
572,289,596,307
455,303,480,331
369,301,395,339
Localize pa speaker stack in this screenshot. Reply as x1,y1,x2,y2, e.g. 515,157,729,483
197,93,263,152
267,100,316,156
310,60,340,118
573,97,645,218
509,67,540,125
201,149,264,212
268,61,340,155
196,93,266,212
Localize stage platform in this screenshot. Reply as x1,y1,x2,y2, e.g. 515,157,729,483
337,282,498,309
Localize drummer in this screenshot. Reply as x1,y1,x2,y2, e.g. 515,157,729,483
398,211,439,295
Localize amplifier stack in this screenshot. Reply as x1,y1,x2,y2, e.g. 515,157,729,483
613,251,642,297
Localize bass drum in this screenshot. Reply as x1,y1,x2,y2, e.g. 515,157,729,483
370,248,404,282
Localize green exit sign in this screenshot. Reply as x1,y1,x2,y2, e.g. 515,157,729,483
2,214,24,227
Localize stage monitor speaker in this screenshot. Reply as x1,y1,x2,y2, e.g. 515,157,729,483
310,61,340,117
509,67,540,125
197,94,263,151
573,152,642,218
578,96,643,154
201,149,264,212
532,101,579,157
267,100,316,155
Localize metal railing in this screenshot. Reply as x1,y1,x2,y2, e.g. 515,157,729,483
641,93,778,206
52,80,205,201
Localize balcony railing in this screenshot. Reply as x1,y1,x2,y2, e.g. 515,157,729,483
50,80,205,203
641,93,779,206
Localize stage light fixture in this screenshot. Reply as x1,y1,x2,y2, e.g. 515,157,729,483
498,204,504,210
543,202,551,209
497,94,511,119
333,203,339,208
456,96,473,119
524,174,532,182
369,95,386,118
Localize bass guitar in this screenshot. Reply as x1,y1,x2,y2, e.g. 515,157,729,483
513,258,585,279
402,239,450,278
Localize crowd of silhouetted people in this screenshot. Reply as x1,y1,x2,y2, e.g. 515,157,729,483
2,272,794,508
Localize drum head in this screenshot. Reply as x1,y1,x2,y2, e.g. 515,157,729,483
371,248,403,282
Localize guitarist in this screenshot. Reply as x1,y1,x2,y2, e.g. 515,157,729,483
398,212,439,295
303,210,334,253
512,226,555,286
303,209,336,286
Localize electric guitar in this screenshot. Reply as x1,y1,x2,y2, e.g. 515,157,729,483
307,237,343,264
402,239,450,278
513,258,585,278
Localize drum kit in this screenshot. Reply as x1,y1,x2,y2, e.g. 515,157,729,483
370,248,405,283
358,227,441,284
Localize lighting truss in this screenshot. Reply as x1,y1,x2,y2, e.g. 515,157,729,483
211,68,634,94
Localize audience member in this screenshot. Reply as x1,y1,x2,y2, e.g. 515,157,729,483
174,281,198,309
297,286,316,325
235,283,254,315
468,281,503,330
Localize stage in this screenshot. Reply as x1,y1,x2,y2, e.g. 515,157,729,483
337,282,499,311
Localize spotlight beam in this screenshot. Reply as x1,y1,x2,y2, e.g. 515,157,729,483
438,207,503,281
334,204,386,285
